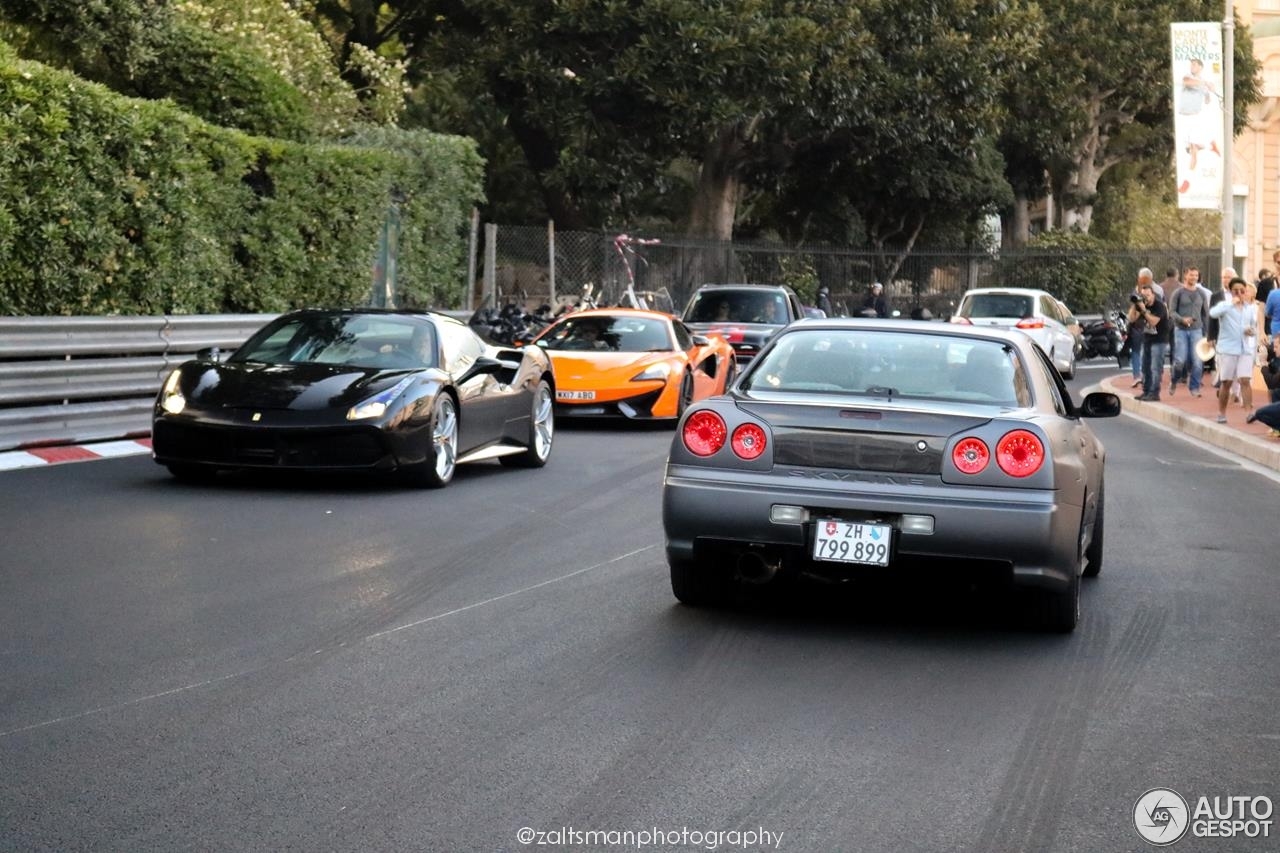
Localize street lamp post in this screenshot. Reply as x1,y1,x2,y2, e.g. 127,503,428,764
1222,0,1235,273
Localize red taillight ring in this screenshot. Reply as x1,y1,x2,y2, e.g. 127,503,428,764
952,437,990,475
683,410,727,457
731,423,767,459
996,429,1045,477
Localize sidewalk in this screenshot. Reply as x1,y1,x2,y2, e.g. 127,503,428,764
1099,369,1280,470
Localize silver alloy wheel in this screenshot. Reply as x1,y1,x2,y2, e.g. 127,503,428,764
433,396,458,481
532,382,554,460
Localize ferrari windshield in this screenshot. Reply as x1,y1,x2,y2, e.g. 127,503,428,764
740,328,1032,407
232,313,438,369
539,316,672,352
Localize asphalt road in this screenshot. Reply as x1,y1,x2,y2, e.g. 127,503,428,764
2,363,1278,852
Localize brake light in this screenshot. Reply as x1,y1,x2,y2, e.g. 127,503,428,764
952,437,990,474
1015,318,1045,330
731,423,767,459
683,411,727,456
996,430,1044,477
950,317,973,325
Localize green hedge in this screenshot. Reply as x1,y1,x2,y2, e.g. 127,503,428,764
0,43,484,315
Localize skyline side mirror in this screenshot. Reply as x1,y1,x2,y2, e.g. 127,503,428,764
1080,391,1122,418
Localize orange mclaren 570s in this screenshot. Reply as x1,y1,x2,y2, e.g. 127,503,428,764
527,308,737,420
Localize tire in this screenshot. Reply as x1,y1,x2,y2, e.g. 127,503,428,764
675,371,694,418
166,463,217,483
721,356,738,393
1031,563,1080,633
500,379,554,468
407,394,458,488
669,556,720,606
1082,482,1105,578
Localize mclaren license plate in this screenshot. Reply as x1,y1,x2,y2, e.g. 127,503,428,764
557,390,596,401
812,519,892,565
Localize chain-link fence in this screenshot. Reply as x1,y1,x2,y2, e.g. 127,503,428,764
471,225,1221,319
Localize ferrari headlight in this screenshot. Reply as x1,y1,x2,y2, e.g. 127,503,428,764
630,362,671,382
159,369,186,415
347,375,414,421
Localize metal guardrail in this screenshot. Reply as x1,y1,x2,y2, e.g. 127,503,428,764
0,315,276,451
0,311,476,452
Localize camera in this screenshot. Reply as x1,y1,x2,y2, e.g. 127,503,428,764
1129,294,1142,304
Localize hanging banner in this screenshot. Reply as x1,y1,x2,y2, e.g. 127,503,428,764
1171,23,1224,210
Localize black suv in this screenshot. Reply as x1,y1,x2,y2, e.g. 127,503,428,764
681,284,805,364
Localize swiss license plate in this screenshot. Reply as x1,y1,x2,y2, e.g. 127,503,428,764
557,390,596,401
812,519,892,565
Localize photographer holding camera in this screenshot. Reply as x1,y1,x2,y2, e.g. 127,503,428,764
1128,280,1171,401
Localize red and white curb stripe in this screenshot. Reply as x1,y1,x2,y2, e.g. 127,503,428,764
0,438,152,472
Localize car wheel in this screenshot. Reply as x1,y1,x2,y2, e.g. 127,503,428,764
676,371,694,418
669,556,720,606
408,394,458,488
721,356,738,393
1034,564,1080,633
500,379,554,468
166,463,217,483
1083,482,1104,578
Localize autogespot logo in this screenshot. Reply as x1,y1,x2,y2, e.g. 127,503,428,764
1135,788,1191,846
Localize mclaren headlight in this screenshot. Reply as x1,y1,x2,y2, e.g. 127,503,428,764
159,369,186,415
630,362,672,382
347,375,414,421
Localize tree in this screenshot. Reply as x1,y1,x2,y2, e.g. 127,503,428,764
370,0,1038,250
998,0,1260,242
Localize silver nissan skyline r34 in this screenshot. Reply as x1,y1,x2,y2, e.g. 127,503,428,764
661,318,1121,632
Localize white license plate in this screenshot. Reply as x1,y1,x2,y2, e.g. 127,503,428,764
557,390,596,401
812,519,892,565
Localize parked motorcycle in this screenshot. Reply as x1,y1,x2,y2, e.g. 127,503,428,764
469,298,553,346
1079,309,1126,360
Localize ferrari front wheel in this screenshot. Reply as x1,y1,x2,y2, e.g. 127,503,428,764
408,394,458,488
501,379,554,468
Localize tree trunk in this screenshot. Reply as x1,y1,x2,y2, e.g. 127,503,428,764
686,120,758,240
1058,95,1120,233
1005,194,1032,248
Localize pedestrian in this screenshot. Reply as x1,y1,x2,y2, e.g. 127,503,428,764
1256,267,1276,307
1158,267,1180,302
1129,280,1170,401
816,286,834,318
861,282,889,318
1245,335,1280,435
1206,266,1235,385
1168,268,1208,397
1127,268,1158,387
1208,276,1258,423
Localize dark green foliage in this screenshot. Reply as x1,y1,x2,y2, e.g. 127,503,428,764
133,23,315,142
0,47,483,315
1004,231,1126,314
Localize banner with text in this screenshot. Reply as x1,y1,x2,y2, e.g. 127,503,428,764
1172,22,1224,210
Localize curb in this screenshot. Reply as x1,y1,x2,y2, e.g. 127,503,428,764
0,438,152,472
1109,384,1280,471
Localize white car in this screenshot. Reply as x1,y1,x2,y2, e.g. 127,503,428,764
950,287,1078,379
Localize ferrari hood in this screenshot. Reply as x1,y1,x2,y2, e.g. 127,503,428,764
178,361,417,411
